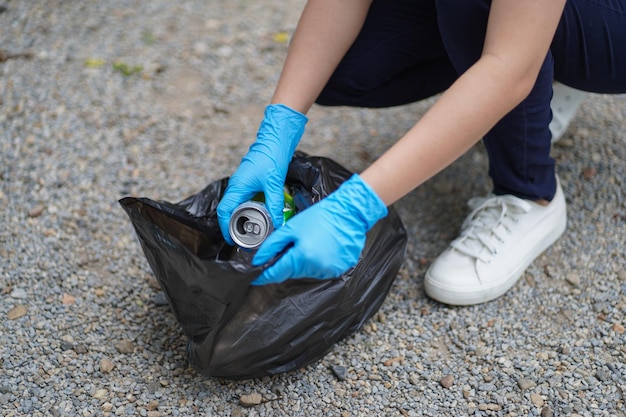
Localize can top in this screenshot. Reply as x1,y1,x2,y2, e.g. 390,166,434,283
229,201,274,249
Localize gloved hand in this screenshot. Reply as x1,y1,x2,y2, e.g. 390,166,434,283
251,174,388,285
217,104,308,245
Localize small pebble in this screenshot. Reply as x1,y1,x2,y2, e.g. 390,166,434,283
152,292,168,306
28,204,45,217
270,384,285,396
558,345,571,355
595,368,611,382
377,311,387,323
478,404,501,411
7,305,27,320
565,272,581,286
74,344,88,354
60,340,73,351
530,393,544,407
239,393,263,407
231,408,245,417
440,374,454,388
582,166,596,179
115,340,135,354
100,358,115,373
93,389,108,399
518,379,536,390
61,293,75,305
10,288,27,299
331,365,348,381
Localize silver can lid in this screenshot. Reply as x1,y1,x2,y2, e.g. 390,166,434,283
229,201,274,249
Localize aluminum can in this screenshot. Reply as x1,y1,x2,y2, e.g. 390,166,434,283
229,201,274,249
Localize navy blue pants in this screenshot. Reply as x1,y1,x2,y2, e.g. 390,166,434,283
316,0,626,200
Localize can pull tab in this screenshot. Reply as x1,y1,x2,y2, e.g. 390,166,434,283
242,219,262,235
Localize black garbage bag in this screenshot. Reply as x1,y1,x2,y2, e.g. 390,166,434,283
119,152,407,380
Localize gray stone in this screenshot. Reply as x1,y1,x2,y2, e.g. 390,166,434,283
330,365,348,381
10,288,27,299
518,379,537,390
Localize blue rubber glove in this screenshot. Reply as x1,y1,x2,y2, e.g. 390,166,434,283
251,174,388,285
217,104,308,245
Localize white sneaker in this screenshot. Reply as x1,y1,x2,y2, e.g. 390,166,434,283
424,178,567,305
549,82,587,143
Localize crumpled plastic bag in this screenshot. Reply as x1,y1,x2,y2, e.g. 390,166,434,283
119,152,407,380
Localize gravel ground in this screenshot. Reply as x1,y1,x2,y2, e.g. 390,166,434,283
1,1,625,416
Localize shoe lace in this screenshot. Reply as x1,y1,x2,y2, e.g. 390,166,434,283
450,195,532,263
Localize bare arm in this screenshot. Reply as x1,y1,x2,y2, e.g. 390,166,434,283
271,0,373,114
360,0,567,205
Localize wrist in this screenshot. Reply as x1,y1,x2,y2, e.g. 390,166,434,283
336,174,388,230
264,104,308,155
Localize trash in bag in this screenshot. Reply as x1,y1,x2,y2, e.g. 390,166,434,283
119,152,407,380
